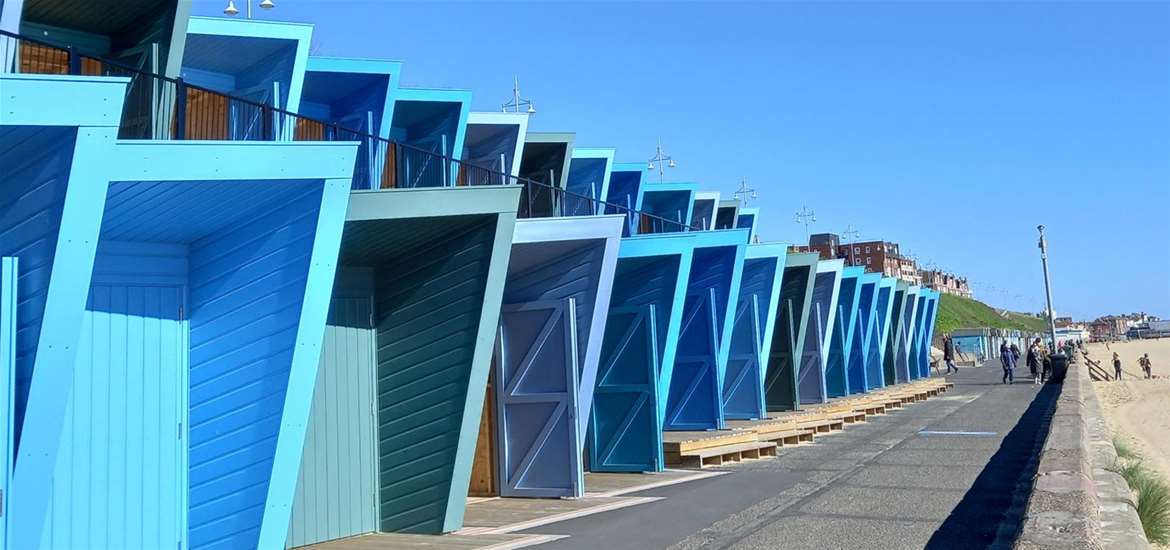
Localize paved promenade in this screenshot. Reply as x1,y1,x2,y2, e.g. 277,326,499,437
527,365,1060,549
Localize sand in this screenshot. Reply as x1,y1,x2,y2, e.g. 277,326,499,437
1088,339,1170,490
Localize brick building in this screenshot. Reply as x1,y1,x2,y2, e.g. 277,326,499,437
920,269,972,298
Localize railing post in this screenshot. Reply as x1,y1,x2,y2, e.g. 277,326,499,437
525,181,533,217
66,45,80,75
174,78,187,140
261,101,273,140
327,123,338,142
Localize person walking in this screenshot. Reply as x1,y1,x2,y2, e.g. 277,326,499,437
1027,338,1042,384
1113,352,1123,380
1001,341,1016,384
1140,353,1152,379
944,335,958,374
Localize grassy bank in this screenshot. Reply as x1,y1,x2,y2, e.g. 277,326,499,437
1112,436,1170,545
934,293,1049,335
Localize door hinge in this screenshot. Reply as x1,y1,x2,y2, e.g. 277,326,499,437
179,306,184,321
178,421,183,440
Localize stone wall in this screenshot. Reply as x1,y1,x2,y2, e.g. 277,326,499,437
1014,353,1148,549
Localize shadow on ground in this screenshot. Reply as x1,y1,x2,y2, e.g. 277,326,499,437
925,381,1062,549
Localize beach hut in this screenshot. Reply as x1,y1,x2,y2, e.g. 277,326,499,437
916,290,940,377
663,229,749,430
797,260,844,404
899,285,922,381
181,17,314,134
603,163,646,236
884,281,910,384
518,132,575,217
764,252,818,411
637,182,697,234
691,192,720,231
465,216,623,499
825,267,864,397
722,244,787,420
713,199,740,230
850,272,883,393
463,112,528,178
4,71,358,550
589,233,696,472
869,277,898,390
565,148,615,216
289,184,522,544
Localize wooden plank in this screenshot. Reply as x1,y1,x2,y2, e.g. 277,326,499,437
662,430,757,453
468,372,497,497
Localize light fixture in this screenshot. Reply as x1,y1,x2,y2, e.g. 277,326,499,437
647,139,676,183
224,0,239,15
259,0,275,8
502,76,536,115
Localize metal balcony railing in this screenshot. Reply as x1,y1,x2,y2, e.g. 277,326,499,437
0,29,703,233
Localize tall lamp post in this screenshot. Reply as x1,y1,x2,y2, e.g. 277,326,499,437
1038,225,1058,348
501,76,536,114
647,139,676,183
224,0,275,18
794,205,816,245
842,225,860,266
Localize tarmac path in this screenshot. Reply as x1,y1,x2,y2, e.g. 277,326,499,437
524,365,1060,549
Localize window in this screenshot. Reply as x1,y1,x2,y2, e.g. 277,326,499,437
865,246,871,253
866,257,872,265
854,247,860,255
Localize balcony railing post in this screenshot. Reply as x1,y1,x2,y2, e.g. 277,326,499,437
174,78,187,140
261,101,273,140
66,45,80,75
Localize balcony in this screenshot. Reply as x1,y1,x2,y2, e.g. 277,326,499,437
0,29,700,232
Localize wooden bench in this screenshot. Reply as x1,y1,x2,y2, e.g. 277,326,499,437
671,441,778,469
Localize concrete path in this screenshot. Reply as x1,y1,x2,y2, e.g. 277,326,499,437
524,365,1060,549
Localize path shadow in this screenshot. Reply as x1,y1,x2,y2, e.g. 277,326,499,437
925,381,1061,549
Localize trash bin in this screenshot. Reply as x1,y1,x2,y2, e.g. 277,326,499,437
1047,353,1069,383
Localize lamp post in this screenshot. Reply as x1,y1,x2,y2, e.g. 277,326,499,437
1038,225,1058,348
842,224,860,266
224,0,275,18
733,177,757,206
794,205,816,245
647,139,676,183
501,76,536,114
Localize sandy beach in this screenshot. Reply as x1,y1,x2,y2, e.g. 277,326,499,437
1088,339,1170,493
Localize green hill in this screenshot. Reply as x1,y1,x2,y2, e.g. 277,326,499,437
935,293,1048,335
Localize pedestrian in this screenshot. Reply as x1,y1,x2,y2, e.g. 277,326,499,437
1010,343,1021,367
1140,353,1152,379
1027,338,1042,383
1113,352,1123,380
1001,341,1015,384
944,335,958,374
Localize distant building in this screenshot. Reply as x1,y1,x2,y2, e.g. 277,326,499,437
920,269,972,299
1091,316,1130,340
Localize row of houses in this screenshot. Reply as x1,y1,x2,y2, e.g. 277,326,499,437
0,3,944,549
794,233,973,298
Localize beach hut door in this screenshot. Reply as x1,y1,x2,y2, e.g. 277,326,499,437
589,305,660,473
494,299,582,498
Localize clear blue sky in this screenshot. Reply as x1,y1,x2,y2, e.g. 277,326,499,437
194,1,1170,320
